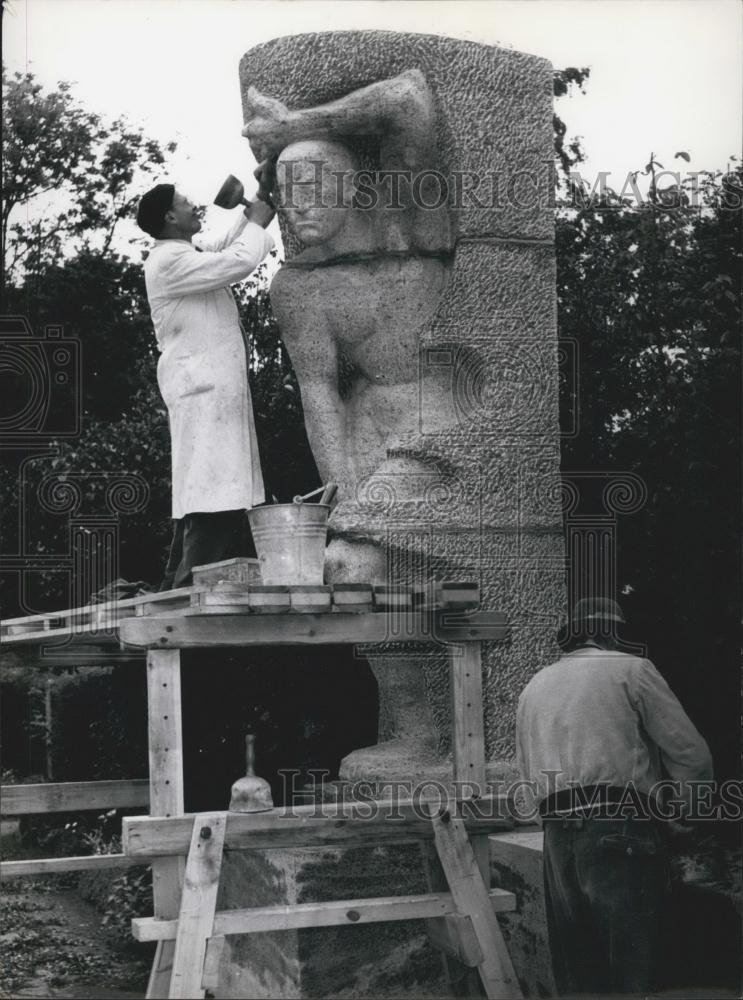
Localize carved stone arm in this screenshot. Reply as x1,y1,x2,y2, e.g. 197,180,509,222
243,69,437,171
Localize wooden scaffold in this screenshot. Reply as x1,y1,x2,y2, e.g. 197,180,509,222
1,561,523,999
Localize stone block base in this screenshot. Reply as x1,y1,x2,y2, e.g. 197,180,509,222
489,828,554,998
214,843,456,998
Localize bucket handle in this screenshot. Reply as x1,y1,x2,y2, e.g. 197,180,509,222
292,482,337,505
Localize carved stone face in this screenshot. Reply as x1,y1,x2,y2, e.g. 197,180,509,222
276,140,357,247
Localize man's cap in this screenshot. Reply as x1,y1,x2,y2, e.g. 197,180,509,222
136,183,175,238
571,597,626,624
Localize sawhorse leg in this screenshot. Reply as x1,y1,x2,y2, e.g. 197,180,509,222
146,649,185,1000
449,639,490,866
168,812,227,999
443,640,522,998
433,808,522,999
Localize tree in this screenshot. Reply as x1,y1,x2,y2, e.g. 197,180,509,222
552,66,590,177
2,70,176,291
556,158,742,775
1,74,178,607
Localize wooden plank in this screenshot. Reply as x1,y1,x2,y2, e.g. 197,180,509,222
373,586,413,611
147,649,184,820
201,936,226,992
168,813,226,1000
136,593,195,617
148,923,179,1000
3,610,506,650
124,586,194,609
146,649,185,1000
247,586,291,614
191,585,252,609
137,605,195,620
433,609,508,643
2,588,191,630
5,622,55,635
449,638,494,897
1,779,149,817
1,853,143,878
450,642,486,791
3,607,94,630
14,645,145,668
438,581,479,610
290,585,332,613
420,837,467,991
122,797,512,858
194,582,252,595
426,912,484,967
119,610,506,650
412,583,440,610
120,613,379,648
331,584,373,613
3,609,508,650
1,588,198,644
132,888,516,940
433,810,522,999
190,557,260,587
124,813,426,856
179,605,256,616
0,624,117,647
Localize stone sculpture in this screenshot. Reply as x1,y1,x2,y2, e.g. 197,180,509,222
244,71,461,584
240,32,565,783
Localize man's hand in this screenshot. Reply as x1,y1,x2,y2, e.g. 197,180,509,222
254,157,278,208
242,88,291,160
244,198,275,229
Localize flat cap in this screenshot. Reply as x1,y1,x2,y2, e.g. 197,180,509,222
571,597,626,624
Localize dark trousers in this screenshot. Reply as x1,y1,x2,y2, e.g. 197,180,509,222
160,510,254,591
543,817,671,995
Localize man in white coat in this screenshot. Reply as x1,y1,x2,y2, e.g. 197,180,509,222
137,181,275,588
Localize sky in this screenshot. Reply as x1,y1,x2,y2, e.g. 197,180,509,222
3,0,742,248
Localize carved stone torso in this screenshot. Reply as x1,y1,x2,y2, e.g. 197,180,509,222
271,255,451,485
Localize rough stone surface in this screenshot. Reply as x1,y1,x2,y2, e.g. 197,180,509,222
216,843,453,998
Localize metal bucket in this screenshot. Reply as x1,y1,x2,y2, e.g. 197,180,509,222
248,504,330,585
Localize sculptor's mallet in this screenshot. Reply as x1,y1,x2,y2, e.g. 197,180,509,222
214,159,277,211
214,174,250,210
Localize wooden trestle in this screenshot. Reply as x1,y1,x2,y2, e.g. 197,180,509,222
1,565,521,999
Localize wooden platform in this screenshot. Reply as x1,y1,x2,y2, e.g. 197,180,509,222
0,568,520,997
1,574,489,649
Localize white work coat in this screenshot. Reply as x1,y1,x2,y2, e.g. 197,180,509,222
144,211,274,518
